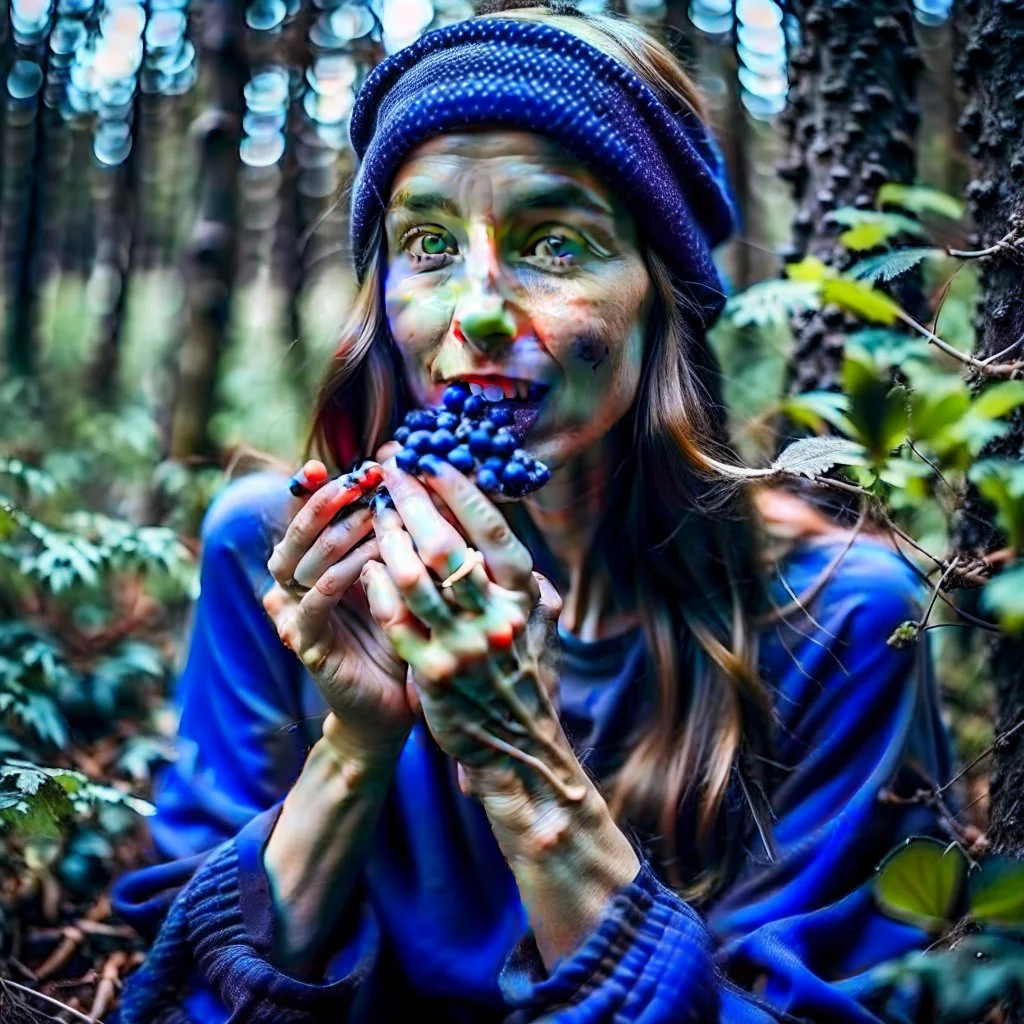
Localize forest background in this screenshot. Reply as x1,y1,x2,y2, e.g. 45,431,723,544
4,0,1024,1020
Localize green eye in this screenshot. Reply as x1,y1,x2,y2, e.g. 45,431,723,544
422,234,448,255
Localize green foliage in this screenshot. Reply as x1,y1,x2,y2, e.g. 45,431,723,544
848,248,945,285
875,837,1024,934
0,442,194,884
877,183,965,222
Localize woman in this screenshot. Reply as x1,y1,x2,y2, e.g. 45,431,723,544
113,5,954,1022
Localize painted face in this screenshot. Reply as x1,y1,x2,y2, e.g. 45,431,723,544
382,131,653,472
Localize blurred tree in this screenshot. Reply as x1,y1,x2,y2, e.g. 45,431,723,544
779,0,922,395
166,0,246,459
952,0,1024,883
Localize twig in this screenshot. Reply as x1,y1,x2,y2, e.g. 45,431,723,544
1,980,97,1024
896,308,1024,378
947,227,1023,260
907,440,957,497
915,557,961,635
35,898,110,982
936,717,1024,799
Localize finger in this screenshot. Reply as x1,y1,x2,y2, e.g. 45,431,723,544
411,454,537,596
375,440,402,463
292,504,375,589
370,499,459,630
378,461,489,610
288,459,330,500
532,571,563,621
294,537,385,641
360,561,441,669
268,462,383,585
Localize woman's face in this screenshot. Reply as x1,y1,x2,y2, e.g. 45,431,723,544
382,130,653,472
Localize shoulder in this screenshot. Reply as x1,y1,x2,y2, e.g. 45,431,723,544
761,538,928,730
772,536,924,640
200,470,292,565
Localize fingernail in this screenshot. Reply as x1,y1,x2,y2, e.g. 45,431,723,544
288,475,310,497
372,491,395,516
418,454,442,477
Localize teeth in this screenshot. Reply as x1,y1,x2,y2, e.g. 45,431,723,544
468,382,483,396
482,384,504,402
516,380,527,400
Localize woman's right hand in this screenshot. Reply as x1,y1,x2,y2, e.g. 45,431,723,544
262,456,414,763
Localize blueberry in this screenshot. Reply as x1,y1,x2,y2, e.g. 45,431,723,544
463,394,487,418
396,447,419,473
501,462,530,492
405,409,436,431
492,429,516,457
455,421,473,441
435,411,459,431
482,456,505,475
447,445,475,473
468,429,493,457
511,448,529,463
489,406,513,427
478,419,496,435
533,464,551,486
430,429,457,455
442,384,469,412
476,467,501,492
407,429,433,453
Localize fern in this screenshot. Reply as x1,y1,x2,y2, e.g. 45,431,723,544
848,248,943,284
724,279,821,328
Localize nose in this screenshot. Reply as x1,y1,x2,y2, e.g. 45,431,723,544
455,222,517,357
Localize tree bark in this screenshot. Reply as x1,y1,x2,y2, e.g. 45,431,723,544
779,0,921,396
166,0,246,460
952,0,1024,866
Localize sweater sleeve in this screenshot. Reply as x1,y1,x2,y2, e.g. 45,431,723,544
499,542,953,1024
113,472,380,1022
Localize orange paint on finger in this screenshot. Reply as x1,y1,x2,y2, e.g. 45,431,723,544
486,622,516,650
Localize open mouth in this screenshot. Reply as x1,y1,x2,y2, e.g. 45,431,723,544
454,377,551,443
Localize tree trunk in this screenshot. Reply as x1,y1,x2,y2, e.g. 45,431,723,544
779,0,921,396
952,0,1024,867
166,0,246,460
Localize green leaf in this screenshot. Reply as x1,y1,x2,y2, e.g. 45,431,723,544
830,208,929,241
968,461,1024,552
848,328,932,366
877,183,965,222
874,836,967,933
785,256,836,283
971,381,1024,421
723,279,821,328
840,222,893,251
848,248,942,284
822,279,903,326
981,565,1024,634
779,392,857,438
910,379,971,445
968,855,1024,928
771,437,867,478
843,347,909,462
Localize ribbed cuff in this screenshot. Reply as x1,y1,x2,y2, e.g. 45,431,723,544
499,860,719,1022
185,822,378,1021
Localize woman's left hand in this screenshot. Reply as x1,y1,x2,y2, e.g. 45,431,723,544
360,452,588,809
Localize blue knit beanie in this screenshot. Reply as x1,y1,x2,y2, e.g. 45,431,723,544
349,16,737,325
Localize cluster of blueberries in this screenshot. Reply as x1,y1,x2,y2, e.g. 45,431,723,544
392,383,552,498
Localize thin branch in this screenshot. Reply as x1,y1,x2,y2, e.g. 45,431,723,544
896,308,1024,378
946,227,1023,260
915,557,961,635
936,716,1024,798
907,440,957,497
1,981,97,1024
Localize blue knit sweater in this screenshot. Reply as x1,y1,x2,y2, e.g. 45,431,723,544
112,471,954,1023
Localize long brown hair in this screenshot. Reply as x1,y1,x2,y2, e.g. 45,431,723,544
306,6,774,899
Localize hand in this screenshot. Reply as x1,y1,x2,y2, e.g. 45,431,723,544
360,452,584,805
262,458,412,762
